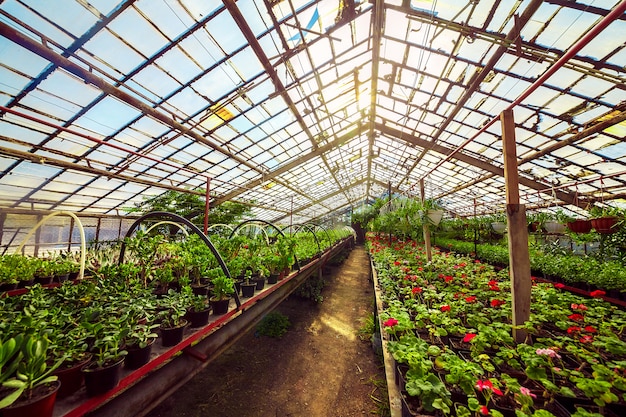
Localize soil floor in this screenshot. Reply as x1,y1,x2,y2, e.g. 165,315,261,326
145,245,389,417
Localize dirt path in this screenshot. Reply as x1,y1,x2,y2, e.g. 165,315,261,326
145,246,388,417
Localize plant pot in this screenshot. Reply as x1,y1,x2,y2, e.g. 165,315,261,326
191,284,209,296
160,320,188,347
69,271,80,280
0,281,18,292
34,275,54,285
491,222,506,234
186,307,211,328
591,216,618,234
267,273,279,284
125,340,154,369
53,354,92,398
427,209,444,226
240,282,256,298
254,277,266,291
56,273,70,283
567,219,592,233
18,278,34,288
82,357,124,397
544,221,566,234
1,380,60,417
210,298,230,315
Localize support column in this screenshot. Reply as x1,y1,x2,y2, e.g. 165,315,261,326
501,109,531,343
421,179,432,262
204,178,211,235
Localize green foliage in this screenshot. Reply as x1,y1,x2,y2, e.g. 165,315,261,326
295,274,325,303
256,311,290,338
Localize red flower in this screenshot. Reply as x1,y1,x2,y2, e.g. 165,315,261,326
475,380,503,396
580,335,594,344
584,326,597,333
440,305,451,312
412,287,423,294
568,313,584,321
394,261,401,266
463,333,477,343
571,303,588,311
444,275,453,283
465,296,477,303
383,318,399,327
554,283,565,289
590,290,606,298
479,405,489,416
567,326,581,334
490,299,505,308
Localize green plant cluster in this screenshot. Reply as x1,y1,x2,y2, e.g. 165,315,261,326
256,311,291,338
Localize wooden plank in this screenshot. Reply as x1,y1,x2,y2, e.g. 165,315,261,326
501,110,531,343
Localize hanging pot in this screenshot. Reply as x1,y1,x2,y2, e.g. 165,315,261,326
491,222,506,234
426,209,444,226
591,216,618,234
567,219,592,233
544,221,566,234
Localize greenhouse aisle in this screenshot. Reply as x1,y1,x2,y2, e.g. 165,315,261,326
145,246,388,417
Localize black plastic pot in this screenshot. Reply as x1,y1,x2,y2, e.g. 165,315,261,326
240,282,256,298
210,298,230,315
82,357,124,397
187,307,211,328
160,320,188,347
125,341,154,369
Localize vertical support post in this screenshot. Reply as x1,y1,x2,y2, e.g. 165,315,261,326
473,198,477,256
34,214,42,257
68,217,75,251
388,181,392,247
290,197,293,229
421,179,432,261
204,178,211,235
501,109,531,343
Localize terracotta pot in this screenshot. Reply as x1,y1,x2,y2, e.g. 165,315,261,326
591,216,618,234
567,219,592,233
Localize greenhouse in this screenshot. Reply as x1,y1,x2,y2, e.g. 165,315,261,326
0,0,625,416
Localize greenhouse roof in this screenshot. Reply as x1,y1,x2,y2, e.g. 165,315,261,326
0,0,625,223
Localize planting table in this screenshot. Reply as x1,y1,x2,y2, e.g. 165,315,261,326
52,237,354,417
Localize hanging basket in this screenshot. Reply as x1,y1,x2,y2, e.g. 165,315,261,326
491,222,506,234
567,219,592,234
591,217,618,234
426,209,444,226
544,221,566,234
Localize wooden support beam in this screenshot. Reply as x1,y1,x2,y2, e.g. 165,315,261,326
420,179,432,262
501,109,531,344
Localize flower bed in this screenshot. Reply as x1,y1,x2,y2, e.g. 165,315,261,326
369,233,626,417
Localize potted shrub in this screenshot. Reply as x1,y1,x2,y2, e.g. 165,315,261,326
240,269,257,298
0,333,65,417
157,291,189,347
185,293,211,328
124,323,159,369
567,217,592,234
50,326,91,399
209,274,235,315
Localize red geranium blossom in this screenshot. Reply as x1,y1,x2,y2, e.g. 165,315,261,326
584,326,597,333
571,303,588,311
568,313,584,321
383,318,398,327
590,290,606,298
463,333,477,343
490,299,505,308
444,275,454,283
567,326,581,334
580,335,594,344
475,379,503,396
465,296,477,303
412,287,423,294
394,261,401,266
440,305,451,312
479,405,489,416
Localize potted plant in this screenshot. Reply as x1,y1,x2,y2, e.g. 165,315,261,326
209,274,235,315
239,269,257,298
567,217,592,234
490,213,507,234
124,322,159,369
0,333,65,417
544,209,571,234
81,316,130,397
157,291,189,347
185,293,211,328
589,206,622,234
50,326,91,399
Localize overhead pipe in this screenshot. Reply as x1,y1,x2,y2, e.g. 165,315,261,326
420,0,626,181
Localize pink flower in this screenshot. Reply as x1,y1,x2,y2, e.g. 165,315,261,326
580,335,594,344
554,283,565,289
590,290,606,298
479,405,489,415
383,318,398,327
520,386,537,399
536,348,561,359
463,333,477,343
571,303,588,311
440,305,451,312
